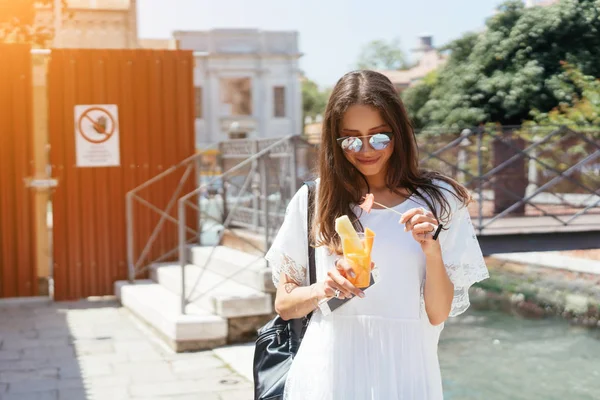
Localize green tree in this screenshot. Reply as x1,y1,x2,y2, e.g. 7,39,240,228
0,0,70,46
302,78,330,123
529,62,600,126
356,38,407,70
403,0,600,129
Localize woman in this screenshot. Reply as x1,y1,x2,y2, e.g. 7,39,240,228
265,70,489,399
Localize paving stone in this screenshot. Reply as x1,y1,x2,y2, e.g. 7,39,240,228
58,364,83,380
1,338,68,350
1,390,58,400
7,378,59,393
219,388,254,400
78,361,113,378
170,355,225,373
114,340,157,354
0,360,53,372
175,366,236,380
130,376,249,398
0,301,252,400
57,388,87,400
55,378,85,390
77,352,128,365
34,321,69,331
113,361,174,382
60,361,112,379
37,328,71,340
0,367,58,383
0,351,21,361
21,346,75,361
72,340,114,356
113,360,171,373
86,386,130,400
83,374,129,388
142,394,221,400
129,380,209,397
127,349,164,362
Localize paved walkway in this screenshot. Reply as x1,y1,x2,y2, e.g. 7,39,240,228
0,299,253,400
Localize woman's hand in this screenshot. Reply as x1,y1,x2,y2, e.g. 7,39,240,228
320,258,366,300
400,207,442,257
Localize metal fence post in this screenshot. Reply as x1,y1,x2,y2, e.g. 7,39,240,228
477,128,484,233
178,199,187,315
195,154,202,246
457,129,472,184
219,143,228,224
126,192,135,282
290,138,298,196
259,153,270,250
252,140,260,229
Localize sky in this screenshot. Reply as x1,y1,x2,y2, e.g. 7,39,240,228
137,0,505,87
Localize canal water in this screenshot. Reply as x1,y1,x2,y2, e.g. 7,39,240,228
440,310,600,400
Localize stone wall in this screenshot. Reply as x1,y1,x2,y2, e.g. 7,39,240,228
471,258,600,329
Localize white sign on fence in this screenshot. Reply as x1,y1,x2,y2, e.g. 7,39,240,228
74,104,121,167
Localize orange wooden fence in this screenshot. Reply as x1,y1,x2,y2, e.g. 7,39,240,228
0,44,38,298
48,49,196,300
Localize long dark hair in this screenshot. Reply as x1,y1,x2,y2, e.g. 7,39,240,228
315,70,471,254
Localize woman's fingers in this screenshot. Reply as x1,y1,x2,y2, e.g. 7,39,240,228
327,269,364,298
412,222,437,235
322,283,337,298
335,258,356,279
324,279,351,299
401,209,438,232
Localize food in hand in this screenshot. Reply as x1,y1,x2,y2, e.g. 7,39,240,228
335,215,363,250
364,227,375,254
359,193,375,213
335,216,375,288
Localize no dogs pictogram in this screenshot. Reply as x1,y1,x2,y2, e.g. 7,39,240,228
77,106,117,144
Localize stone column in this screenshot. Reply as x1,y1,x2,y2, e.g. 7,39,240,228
128,0,139,48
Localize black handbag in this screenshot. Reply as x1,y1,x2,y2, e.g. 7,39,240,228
252,181,317,400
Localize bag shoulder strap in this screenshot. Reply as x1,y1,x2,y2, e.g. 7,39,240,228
304,181,316,285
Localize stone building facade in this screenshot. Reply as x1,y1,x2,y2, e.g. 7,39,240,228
174,29,303,147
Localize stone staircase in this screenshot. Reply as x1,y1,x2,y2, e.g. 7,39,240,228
115,242,275,352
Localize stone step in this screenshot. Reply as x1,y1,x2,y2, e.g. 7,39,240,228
187,245,275,293
115,280,227,352
150,263,273,318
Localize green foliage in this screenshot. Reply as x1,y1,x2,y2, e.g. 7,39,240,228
356,38,407,70
403,0,600,129
528,62,600,127
302,78,330,123
0,0,71,46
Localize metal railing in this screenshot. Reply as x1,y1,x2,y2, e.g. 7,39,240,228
416,125,600,233
176,135,306,313
125,144,221,282
126,125,598,314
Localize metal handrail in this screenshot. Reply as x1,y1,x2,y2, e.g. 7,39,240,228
416,126,600,232
176,135,295,313
126,143,219,282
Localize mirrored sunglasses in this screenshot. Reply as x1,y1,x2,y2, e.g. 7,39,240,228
336,133,393,153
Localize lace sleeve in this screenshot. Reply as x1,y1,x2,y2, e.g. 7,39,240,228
438,202,489,317
265,185,309,288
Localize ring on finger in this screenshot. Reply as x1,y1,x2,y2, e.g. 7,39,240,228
334,289,341,299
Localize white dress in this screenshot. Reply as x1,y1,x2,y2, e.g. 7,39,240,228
265,180,489,400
